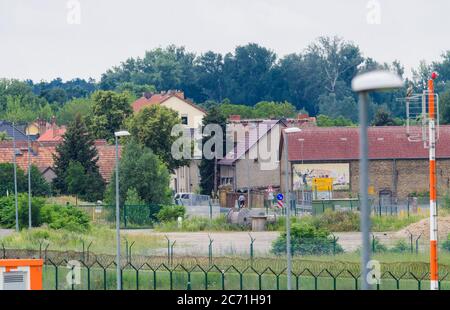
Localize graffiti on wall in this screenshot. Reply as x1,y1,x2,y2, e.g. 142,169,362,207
293,163,350,191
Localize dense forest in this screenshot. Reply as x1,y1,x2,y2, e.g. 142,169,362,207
2,36,450,125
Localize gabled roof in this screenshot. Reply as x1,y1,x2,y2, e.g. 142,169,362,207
0,121,29,141
283,126,450,161
132,91,206,114
218,119,286,165
0,140,119,182
37,126,66,142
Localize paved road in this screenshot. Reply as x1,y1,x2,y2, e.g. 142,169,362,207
123,230,403,256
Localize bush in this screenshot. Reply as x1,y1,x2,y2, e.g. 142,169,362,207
0,194,45,229
156,205,186,223
389,240,410,253
272,223,343,256
40,204,90,232
312,210,359,232
441,234,450,252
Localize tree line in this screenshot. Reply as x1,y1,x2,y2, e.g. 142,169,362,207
2,36,450,126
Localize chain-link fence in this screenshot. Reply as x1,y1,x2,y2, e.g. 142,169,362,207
2,243,450,290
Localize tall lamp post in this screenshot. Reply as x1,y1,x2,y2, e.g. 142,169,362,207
12,122,19,232
28,134,32,228
283,126,301,290
351,71,403,290
114,130,131,290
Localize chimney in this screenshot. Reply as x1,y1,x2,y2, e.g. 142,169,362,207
229,115,241,122
51,116,57,138
143,92,153,99
175,90,184,99
297,113,309,120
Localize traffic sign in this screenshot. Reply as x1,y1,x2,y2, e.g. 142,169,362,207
277,193,284,201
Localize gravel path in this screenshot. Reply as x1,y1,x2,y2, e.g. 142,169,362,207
123,230,404,256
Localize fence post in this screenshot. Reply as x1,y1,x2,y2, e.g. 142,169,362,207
209,200,213,223
81,240,85,262
165,236,170,265
208,235,214,266
249,234,256,266
87,241,93,262
415,234,422,254
124,204,127,228
407,199,410,218
170,241,176,266
372,234,376,253
330,233,338,255
1,243,5,259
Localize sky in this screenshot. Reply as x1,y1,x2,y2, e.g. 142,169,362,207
1,0,449,82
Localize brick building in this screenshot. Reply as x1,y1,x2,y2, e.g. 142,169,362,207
280,126,450,199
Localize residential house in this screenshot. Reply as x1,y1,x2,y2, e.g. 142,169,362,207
218,119,288,191
0,121,29,141
131,90,206,193
0,140,118,184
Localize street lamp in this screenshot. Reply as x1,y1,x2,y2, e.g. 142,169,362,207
114,130,130,290
351,71,403,290
12,122,19,232
283,126,301,290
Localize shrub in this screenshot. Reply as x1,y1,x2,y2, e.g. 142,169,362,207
0,194,45,229
441,234,450,252
40,204,90,232
156,205,186,223
389,240,410,253
272,223,343,256
312,209,359,232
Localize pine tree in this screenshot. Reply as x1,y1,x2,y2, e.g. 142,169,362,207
52,114,105,201
199,106,226,195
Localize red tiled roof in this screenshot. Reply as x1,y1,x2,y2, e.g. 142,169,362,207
37,126,66,142
0,140,120,182
284,126,450,161
132,92,206,114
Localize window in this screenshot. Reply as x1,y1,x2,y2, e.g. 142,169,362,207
181,115,188,125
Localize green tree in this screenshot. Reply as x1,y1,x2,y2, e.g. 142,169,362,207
0,163,50,196
57,98,92,125
253,101,297,118
52,114,105,201
440,88,450,124
127,105,188,171
199,106,227,195
316,114,355,127
29,165,51,196
65,161,86,205
89,90,133,140
105,139,171,206
373,107,396,126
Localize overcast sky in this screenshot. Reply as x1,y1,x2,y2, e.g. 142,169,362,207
1,0,449,82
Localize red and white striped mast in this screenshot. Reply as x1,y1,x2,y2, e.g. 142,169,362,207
428,71,439,290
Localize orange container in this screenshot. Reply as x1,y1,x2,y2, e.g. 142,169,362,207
0,259,44,290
